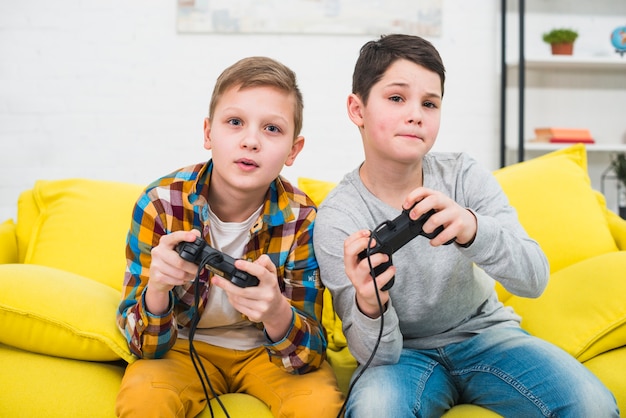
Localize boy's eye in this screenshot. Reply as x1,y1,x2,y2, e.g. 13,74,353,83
265,124,282,134
424,101,438,109
389,95,403,103
228,118,242,126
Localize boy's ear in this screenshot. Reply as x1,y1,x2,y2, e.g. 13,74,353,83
347,94,365,128
284,136,305,167
203,118,212,150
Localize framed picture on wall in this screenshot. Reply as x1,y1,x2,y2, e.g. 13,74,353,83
176,0,442,36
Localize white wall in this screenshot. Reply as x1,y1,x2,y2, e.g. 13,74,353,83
0,1,502,222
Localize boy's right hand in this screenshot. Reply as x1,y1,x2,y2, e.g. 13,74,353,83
343,229,394,319
145,230,200,315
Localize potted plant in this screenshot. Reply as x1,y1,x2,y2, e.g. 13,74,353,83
542,28,579,55
610,152,626,218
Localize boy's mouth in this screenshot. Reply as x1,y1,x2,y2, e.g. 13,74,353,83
399,132,424,141
236,158,259,168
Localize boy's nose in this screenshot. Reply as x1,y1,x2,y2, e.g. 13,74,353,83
241,131,260,150
407,104,423,125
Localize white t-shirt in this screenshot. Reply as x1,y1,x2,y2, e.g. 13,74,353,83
178,204,266,350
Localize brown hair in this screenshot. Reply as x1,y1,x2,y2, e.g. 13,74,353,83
352,34,446,104
208,56,304,138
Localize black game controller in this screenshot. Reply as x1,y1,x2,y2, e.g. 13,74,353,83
358,206,454,291
176,237,259,287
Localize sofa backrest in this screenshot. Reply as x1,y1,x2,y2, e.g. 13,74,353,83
492,144,619,275
16,178,144,291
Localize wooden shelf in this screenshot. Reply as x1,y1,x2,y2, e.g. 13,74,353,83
507,56,626,71
508,142,626,152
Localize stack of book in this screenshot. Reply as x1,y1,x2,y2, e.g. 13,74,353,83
532,127,595,144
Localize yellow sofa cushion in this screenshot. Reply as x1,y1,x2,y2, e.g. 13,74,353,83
603,197,626,251
21,178,143,291
441,404,503,418
0,343,276,418
0,219,17,264
298,177,337,207
322,288,347,351
0,343,125,418
0,264,134,363
493,144,618,274
506,251,626,362
583,346,626,414
15,188,40,263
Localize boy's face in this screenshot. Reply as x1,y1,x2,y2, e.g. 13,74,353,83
203,85,304,195
347,59,442,165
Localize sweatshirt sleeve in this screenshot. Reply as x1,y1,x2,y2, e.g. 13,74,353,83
313,185,404,366
452,156,550,298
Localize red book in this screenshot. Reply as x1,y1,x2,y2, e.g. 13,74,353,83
548,137,595,144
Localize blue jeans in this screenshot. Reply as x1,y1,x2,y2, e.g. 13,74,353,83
345,327,618,418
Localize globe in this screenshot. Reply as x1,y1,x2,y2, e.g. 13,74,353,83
611,26,626,56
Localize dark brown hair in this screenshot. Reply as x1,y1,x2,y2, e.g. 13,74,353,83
352,34,446,104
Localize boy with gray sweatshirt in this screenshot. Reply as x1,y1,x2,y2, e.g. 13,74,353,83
313,34,618,417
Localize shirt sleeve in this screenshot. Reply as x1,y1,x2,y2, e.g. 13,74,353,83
452,155,550,298
263,205,327,374
116,192,179,359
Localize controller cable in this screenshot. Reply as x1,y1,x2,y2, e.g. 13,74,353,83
335,231,387,418
188,252,231,418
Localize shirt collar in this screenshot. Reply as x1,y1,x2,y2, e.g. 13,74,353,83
191,160,295,229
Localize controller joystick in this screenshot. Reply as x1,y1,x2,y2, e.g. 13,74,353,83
357,205,454,291
176,237,259,287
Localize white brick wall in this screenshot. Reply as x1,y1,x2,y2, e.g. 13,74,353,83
0,0,500,222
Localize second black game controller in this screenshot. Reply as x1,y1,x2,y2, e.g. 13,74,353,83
358,205,453,291
176,237,259,287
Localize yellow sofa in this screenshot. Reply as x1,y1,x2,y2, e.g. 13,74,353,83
1,144,625,417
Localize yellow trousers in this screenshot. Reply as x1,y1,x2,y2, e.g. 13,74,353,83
115,339,344,418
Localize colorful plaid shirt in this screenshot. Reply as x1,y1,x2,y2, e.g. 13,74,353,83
117,160,326,374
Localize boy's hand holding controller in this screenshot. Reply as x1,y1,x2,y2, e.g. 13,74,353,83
211,253,294,341
346,188,477,317
175,233,293,341
403,187,477,248
345,230,395,318
145,230,202,315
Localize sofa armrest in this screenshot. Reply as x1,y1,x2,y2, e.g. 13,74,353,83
0,219,18,264
606,210,626,251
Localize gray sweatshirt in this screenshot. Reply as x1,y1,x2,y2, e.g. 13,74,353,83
313,152,549,366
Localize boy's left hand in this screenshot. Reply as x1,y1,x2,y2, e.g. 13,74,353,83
404,187,477,247
210,254,292,341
